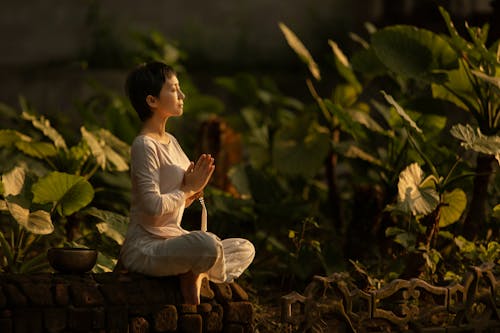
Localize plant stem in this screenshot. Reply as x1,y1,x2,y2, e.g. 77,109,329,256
462,154,495,240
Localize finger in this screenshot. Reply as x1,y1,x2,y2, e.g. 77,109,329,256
186,162,195,173
194,154,207,171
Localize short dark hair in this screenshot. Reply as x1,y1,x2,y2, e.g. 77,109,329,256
125,61,176,121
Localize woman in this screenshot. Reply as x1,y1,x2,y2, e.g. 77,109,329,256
119,61,255,304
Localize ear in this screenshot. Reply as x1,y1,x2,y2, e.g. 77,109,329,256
146,95,157,108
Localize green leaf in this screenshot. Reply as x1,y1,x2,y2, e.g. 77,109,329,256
450,124,500,158
84,207,128,245
2,166,26,196
350,108,390,136
333,142,385,168
32,172,94,216
431,63,477,112
6,202,54,235
272,119,330,178
394,231,416,249
381,91,423,134
328,40,361,91
103,146,129,172
81,127,106,169
0,102,18,119
351,47,388,78
0,130,31,147
423,248,441,273
20,251,50,273
15,141,58,158
397,163,439,215
21,112,67,150
494,204,500,219
94,129,130,171
0,231,14,270
439,188,467,227
471,70,500,91
324,100,365,139
93,252,117,273
455,235,476,253
371,25,457,79
279,22,321,80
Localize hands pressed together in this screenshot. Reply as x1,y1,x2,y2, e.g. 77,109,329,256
181,154,215,203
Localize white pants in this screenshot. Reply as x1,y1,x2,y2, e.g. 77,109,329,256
120,223,255,283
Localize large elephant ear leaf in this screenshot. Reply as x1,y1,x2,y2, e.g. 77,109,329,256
84,207,128,245
451,124,500,161
397,163,439,216
6,202,54,235
439,188,467,228
32,172,94,216
2,166,26,196
371,25,457,79
15,141,58,159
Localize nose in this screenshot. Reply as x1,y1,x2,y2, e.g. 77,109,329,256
179,89,186,100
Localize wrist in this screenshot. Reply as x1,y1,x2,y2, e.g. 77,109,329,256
180,185,196,198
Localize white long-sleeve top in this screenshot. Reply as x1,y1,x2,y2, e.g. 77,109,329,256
129,133,191,237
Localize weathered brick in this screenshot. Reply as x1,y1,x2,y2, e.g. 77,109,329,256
224,302,254,324
129,316,149,333
0,286,7,308
28,273,52,284
198,303,212,313
20,282,53,306
179,313,202,333
91,272,118,284
211,283,232,303
0,309,13,333
68,306,93,332
206,304,224,333
0,317,12,333
70,283,104,307
53,283,69,306
223,323,244,333
106,306,128,331
127,304,154,317
3,284,26,307
243,323,255,333
99,284,127,305
92,307,106,329
177,303,197,314
139,278,166,304
159,276,184,304
13,308,43,333
125,282,147,305
153,305,177,332
200,277,215,301
43,307,67,333
229,282,249,301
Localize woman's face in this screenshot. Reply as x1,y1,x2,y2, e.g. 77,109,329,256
151,75,185,118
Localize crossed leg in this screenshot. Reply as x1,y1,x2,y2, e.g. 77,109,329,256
179,271,208,304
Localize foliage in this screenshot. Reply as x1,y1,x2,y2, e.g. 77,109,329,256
278,7,499,286
0,101,130,273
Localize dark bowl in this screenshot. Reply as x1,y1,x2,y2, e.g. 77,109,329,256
47,247,98,274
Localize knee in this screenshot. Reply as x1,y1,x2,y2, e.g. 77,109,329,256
243,240,256,261
195,231,221,261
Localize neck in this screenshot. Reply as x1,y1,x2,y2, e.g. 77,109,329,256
142,114,168,137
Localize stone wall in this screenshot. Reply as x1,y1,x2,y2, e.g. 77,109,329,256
0,272,253,333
